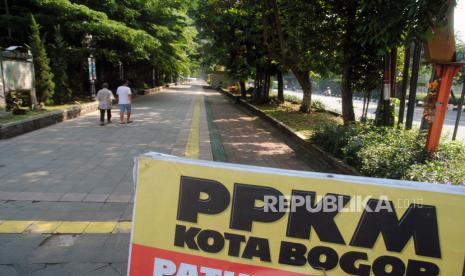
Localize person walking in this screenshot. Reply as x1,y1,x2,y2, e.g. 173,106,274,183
117,80,132,124
96,82,114,126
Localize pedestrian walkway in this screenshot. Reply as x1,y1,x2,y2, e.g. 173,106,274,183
204,88,337,172
0,84,213,275
0,83,332,275
206,90,302,169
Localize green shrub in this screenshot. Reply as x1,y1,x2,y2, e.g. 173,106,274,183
312,124,356,157
6,91,27,115
406,141,465,185
311,100,326,111
312,123,429,180
284,94,301,104
340,123,382,164
352,128,426,179
416,92,428,102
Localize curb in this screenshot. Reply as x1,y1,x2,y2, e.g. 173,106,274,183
217,88,360,176
0,101,99,139
143,86,164,95
143,83,177,95
205,100,227,162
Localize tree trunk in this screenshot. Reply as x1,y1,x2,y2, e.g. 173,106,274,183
365,90,372,119
450,89,457,104
377,50,395,126
293,69,311,112
390,47,397,98
398,44,412,127
406,42,421,129
30,88,40,111
253,65,261,102
340,1,357,124
341,62,355,123
257,68,271,104
260,70,268,103
361,90,368,122
239,80,246,98
277,70,284,103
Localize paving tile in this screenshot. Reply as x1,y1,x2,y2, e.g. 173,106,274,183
0,234,50,264
205,89,318,171
106,194,131,203
59,193,87,202
63,234,110,262
86,264,123,276
94,234,130,263
0,265,20,276
12,263,47,275
120,204,134,221
54,222,90,234
83,194,110,203
0,192,18,200
10,192,37,201
30,192,64,202
0,221,34,233
28,263,108,276
112,222,132,234
110,263,128,275
25,221,62,234
84,222,117,233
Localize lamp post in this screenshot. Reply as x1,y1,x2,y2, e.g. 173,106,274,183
88,54,96,98
84,33,96,98
119,61,124,81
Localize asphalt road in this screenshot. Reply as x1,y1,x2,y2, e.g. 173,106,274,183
281,89,465,142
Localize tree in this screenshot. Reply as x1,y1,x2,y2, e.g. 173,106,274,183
29,14,55,104
50,25,72,104
262,0,337,112
4,0,200,90
358,0,453,127
196,0,259,98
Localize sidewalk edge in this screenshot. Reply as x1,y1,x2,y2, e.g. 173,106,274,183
217,88,360,176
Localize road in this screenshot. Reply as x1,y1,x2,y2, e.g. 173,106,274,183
280,89,465,141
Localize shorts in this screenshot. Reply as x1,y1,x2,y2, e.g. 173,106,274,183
119,104,131,113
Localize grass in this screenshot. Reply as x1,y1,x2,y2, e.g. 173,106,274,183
221,88,343,139
255,101,343,139
0,102,92,124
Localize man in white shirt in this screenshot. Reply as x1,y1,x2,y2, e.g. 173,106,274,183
116,80,132,124
96,82,114,126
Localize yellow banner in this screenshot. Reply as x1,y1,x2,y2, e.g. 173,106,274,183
129,153,465,276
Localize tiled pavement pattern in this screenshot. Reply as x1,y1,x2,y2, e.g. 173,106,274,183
0,85,211,203
0,84,331,275
0,84,212,275
204,89,335,172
